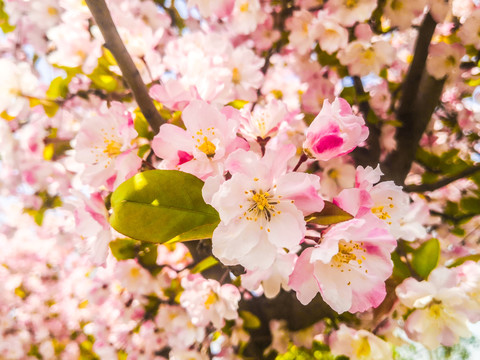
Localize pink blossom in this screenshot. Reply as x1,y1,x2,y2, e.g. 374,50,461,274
426,42,465,80
334,166,417,239
326,0,378,26
187,0,234,18
239,99,288,141
241,251,297,298
396,267,473,349
329,324,392,360
339,40,395,77
203,144,324,270
303,98,369,161
180,275,240,328
74,102,141,190
289,219,396,313
151,100,249,180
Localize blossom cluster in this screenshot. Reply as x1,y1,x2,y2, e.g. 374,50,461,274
1,0,480,358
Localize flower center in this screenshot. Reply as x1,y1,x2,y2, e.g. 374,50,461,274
47,6,58,16
197,136,216,157
331,240,367,277
193,128,217,158
103,139,122,157
241,188,281,223
390,0,403,10
239,2,249,12
232,67,241,84
345,0,358,8
428,303,443,319
204,291,218,310
371,196,394,223
354,337,371,358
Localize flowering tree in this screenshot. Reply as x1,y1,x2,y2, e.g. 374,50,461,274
1,0,480,358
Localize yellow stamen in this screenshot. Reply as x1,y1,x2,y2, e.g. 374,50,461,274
197,136,216,157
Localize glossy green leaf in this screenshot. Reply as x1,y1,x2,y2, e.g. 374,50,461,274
239,310,261,330
0,0,14,33
165,221,219,244
191,256,219,274
305,201,353,226
110,170,220,243
447,254,480,268
227,100,249,109
391,252,411,280
411,238,440,279
460,197,480,215
109,238,138,260
46,76,71,99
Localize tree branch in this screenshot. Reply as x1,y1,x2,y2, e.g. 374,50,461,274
85,0,164,134
396,13,437,122
351,76,381,167
381,13,444,185
404,164,480,192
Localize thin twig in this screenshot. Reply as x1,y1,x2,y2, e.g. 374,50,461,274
405,164,480,192
85,0,164,134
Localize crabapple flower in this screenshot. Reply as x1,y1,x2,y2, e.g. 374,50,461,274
303,98,369,161
396,267,473,349
458,10,480,49
314,15,349,55
241,250,297,298
239,99,288,141
187,0,234,18
180,275,240,328
155,305,205,350
149,79,199,111
334,165,415,239
326,0,378,26
151,100,249,180
457,261,480,322
426,42,465,80
286,10,316,55
231,0,264,35
0,59,39,117
74,102,142,190
227,47,265,101
383,0,426,30
203,144,324,271
289,219,396,313
70,191,111,265
338,40,395,77
115,259,154,294
329,324,393,360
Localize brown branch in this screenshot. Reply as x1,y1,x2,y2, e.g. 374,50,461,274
396,13,437,122
351,76,381,167
381,13,444,185
85,0,164,134
405,164,480,192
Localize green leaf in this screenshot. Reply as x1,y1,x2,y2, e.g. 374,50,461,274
137,144,151,158
110,170,220,243
391,252,411,280
165,221,219,244
411,238,440,279
227,100,249,109
460,197,480,215
447,254,480,268
239,310,261,329
137,243,158,269
109,238,138,260
134,109,154,140
0,0,15,33
191,256,219,274
305,201,353,226
46,76,71,99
